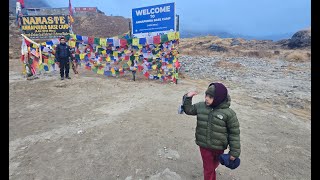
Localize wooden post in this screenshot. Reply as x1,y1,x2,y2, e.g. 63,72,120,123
176,15,179,31
129,21,132,38
175,14,179,84
128,20,136,81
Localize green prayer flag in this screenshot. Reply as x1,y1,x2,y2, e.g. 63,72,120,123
161,34,169,43
94,38,100,45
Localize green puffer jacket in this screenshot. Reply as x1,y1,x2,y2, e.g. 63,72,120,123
183,94,241,157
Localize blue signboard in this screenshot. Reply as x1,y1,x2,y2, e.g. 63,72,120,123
132,2,175,34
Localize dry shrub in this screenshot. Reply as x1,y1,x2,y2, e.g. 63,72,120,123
220,39,231,46
237,38,247,44
180,48,193,55
274,50,280,55
285,51,310,62
244,50,274,58
214,60,243,69
213,38,223,44
178,72,186,79
180,43,193,49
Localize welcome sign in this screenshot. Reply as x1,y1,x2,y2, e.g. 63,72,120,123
132,2,175,35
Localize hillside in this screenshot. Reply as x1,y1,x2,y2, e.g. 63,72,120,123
72,14,130,38
179,28,311,62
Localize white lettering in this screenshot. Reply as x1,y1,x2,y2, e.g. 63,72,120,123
159,6,166,13
135,5,171,16
136,10,143,16
162,17,171,21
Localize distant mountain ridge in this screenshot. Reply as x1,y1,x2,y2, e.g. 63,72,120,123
180,29,294,41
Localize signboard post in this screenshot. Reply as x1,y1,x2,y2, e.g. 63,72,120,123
21,15,70,39
131,2,175,37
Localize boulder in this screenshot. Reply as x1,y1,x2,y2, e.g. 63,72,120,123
208,44,228,52
288,29,311,48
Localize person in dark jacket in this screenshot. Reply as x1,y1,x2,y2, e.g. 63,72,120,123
55,37,72,80
182,82,241,180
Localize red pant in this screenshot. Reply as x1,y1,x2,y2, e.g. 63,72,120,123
200,147,224,180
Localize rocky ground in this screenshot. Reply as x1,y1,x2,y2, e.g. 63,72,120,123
180,55,311,120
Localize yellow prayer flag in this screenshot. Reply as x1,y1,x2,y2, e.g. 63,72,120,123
69,41,76,48
69,15,74,23
113,51,118,57
152,65,157,70
127,60,132,67
102,50,106,55
22,65,26,75
80,54,85,60
70,34,76,40
111,68,115,74
100,38,107,46
107,56,111,62
175,32,180,39
132,38,139,46
138,44,143,49
32,44,38,48
167,32,176,41
41,42,46,46
97,68,104,75
158,74,162,78
173,58,177,63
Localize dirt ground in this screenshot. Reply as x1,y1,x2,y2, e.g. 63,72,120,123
9,57,311,180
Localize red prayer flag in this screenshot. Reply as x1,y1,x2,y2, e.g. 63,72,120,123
175,60,180,68
173,77,176,83
144,71,150,78
20,55,25,62
18,0,25,9
153,35,161,44
88,37,94,45
120,39,127,46
69,0,73,16
24,39,30,46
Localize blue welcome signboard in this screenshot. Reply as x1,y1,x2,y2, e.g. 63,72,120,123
132,2,175,35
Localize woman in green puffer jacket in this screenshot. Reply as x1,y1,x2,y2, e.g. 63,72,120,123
182,82,241,180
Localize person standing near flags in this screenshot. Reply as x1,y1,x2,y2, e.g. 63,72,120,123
55,37,72,80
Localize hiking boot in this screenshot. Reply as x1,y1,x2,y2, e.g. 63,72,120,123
66,76,71,79
61,77,64,80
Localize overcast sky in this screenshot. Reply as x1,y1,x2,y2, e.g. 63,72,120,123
46,0,311,36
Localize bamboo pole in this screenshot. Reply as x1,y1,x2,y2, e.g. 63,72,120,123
21,34,42,63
